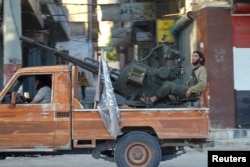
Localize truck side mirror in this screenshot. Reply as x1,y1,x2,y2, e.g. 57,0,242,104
11,92,17,106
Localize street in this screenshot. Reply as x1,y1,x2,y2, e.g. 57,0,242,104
0,149,205,167
1,143,250,167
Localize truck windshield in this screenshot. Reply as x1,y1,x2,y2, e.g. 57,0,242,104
0,76,25,104
8,77,24,93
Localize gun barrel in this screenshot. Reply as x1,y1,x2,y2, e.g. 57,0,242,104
20,36,55,52
20,36,99,74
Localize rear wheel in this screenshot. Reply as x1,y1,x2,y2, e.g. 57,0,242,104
114,131,161,167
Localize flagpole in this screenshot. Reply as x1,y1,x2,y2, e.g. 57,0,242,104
93,99,97,109
93,49,121,138
94,49,103,109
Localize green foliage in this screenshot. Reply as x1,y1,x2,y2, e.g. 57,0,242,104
105,39,117,61
106,49,117,61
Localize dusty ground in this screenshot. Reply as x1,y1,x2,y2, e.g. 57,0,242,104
1,141,250,167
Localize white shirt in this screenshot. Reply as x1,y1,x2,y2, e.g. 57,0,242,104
33,86,51,103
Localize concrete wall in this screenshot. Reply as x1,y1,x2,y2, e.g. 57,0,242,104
197,7,235,128
3,0,22,85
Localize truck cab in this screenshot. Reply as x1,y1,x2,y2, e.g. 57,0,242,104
0,65,78,151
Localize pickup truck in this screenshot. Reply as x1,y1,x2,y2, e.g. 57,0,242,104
0,65,210,167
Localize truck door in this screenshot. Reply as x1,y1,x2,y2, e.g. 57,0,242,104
52,71,71,150
0,74,56,151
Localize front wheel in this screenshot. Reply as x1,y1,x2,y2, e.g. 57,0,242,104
114,131,161,167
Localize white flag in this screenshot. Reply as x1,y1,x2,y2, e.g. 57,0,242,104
94,54,121,138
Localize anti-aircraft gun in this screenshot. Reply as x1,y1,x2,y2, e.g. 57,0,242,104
114,45,186,107
20,36,190,108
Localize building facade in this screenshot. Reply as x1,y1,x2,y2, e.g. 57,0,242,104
0,0,250,128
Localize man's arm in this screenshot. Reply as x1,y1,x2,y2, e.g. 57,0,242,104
30,88,44,104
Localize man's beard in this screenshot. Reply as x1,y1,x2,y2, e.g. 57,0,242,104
192,60,200,66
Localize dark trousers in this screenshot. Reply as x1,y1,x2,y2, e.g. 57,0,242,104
81,86,86,99
156,81,187,99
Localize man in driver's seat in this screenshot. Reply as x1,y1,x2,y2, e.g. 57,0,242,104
30,75,52,104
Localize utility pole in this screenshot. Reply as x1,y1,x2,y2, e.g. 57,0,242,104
3,0,22,84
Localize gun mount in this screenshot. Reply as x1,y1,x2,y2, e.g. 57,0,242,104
20,36,187,108
114,45,185,107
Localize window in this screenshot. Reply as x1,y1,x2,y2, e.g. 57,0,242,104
1,74,52,104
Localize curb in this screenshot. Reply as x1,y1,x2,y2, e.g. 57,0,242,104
213,138,250,147
209,128,250,140
209,128,250,148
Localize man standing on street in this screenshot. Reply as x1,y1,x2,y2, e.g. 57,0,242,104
80,72,88,100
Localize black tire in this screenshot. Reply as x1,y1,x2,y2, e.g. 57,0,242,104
0,154,6,160
114,131,161,167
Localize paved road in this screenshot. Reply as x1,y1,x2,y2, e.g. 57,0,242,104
1,143,250,167
0,150,204,167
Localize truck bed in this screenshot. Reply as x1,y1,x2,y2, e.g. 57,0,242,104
72,107,209,146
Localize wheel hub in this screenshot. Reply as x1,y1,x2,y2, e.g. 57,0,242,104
127,144,150,165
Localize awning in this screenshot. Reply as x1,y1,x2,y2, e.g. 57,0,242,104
233,3,250,14
41,4,70,42
100,2,156,21
22,0,44,29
